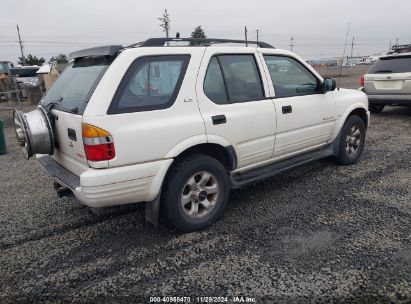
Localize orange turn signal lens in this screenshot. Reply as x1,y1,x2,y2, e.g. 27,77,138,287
82,124,111,138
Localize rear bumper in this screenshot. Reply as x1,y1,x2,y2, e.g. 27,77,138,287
367,94,411,105
38,155,173,208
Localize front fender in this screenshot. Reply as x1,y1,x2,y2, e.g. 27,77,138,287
331,102,370,141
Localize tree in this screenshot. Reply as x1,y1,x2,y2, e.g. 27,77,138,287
18,54,46,66
190,26,206,45
49,54,69,64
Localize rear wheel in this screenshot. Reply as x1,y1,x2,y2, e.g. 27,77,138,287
369,104,384,113
161,154,230,232
335,115,366,165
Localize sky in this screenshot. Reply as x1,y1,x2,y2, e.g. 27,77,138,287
1,0,410,64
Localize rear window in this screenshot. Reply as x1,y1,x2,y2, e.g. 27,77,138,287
368,56,411,74
41,56,112,114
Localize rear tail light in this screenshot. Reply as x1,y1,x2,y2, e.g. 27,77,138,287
82,124,115,161
360,75,365,87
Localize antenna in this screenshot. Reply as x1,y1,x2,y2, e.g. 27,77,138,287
337,23,350,90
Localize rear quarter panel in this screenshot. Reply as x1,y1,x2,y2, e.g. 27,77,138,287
83,47,208,167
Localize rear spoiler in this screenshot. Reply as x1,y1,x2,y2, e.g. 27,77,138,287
69,45,123,59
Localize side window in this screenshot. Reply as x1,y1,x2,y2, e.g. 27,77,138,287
109,55,190,114
203,54,264,104
204,57,228,104
264,55,320,98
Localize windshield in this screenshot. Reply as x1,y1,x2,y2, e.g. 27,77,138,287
368,56,411,74
41,56,112,114
0,63,8,74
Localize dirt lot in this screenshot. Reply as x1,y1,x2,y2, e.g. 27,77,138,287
0,70,410,303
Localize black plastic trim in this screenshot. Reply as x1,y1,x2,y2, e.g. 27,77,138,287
230,144,334,189
225,145,238,171
38,156,80,190
212,115,227,125
136,38,274,49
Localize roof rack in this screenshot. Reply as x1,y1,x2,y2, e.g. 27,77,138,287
391,44,411,53
68,38,275,60
129,38,274,49
392,44,411,50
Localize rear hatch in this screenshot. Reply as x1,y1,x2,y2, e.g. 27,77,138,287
40,56,112,176
364,55,411,95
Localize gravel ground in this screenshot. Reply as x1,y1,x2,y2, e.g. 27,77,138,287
0,87,410,302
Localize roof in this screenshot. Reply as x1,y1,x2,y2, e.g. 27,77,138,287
36,64,51,74
380,52,411,60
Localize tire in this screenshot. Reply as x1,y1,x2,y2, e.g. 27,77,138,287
369,104,384,113
335,115,366,165
161,154,230,232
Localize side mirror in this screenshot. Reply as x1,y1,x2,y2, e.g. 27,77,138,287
323,78,337,92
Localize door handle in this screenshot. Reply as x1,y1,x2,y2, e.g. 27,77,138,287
282,105,292,114
212,115,227,125
67,128,77,141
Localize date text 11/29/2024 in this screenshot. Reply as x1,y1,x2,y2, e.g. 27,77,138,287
149,296,257,302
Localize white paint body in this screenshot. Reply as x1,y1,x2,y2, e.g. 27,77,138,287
46,45,369,208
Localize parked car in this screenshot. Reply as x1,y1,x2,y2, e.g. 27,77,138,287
360,50,411,113
13,38,369,232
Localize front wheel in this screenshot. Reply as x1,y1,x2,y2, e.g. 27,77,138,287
335,115,366,165
161,154,230,232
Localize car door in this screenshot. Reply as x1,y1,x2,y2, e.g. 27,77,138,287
196,48,276,169
260,53,336,158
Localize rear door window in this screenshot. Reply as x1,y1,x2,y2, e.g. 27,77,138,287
108,55,190,114
41,57,112,114
368,56,411,74
203,54,264,104
204,57,228,104
219,55,264,102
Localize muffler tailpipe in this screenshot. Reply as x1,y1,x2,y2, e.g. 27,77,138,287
53,182,74,198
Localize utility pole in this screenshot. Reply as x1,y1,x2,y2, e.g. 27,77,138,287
290,36,294,52
244,26,248,46
158,9,170,45
350,36,355,58
256,29,259,42
16,24,25,65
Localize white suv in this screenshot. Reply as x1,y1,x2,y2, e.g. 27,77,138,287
14,38,370,232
